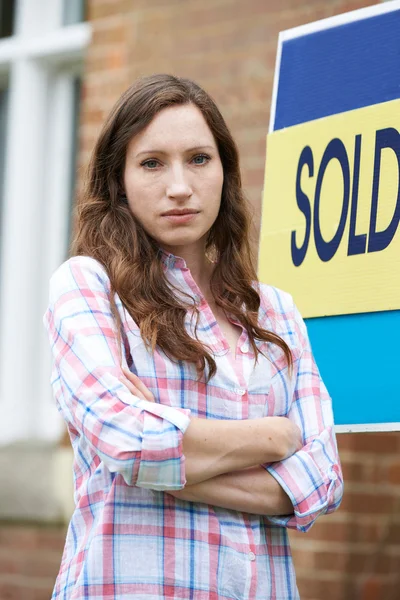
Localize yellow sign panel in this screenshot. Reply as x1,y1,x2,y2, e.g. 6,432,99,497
259,99,400,318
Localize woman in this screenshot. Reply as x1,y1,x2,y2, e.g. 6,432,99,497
44,74,343,600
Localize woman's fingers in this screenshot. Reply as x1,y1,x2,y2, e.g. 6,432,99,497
119,373,146,399
120,367,155,402
128,372,156,402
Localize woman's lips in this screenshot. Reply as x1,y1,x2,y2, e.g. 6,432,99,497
162,212,199,224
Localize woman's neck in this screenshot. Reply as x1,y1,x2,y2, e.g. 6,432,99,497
160,242,216,293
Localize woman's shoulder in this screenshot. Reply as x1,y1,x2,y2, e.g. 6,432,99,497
255,281,309,352
48,255,110,299
255,281,295,317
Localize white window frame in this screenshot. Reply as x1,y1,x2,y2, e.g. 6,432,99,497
0,0,91,444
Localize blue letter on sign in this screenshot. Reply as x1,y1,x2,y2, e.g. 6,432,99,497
314,138,350,262
368,127,400,253
348,134,367,256
292,146,313,267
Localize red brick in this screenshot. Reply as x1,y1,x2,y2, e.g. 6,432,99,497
385,522,400,545
375,553,400,576
295,519,383,545
340,491,396,514
36,528,66,551
388,462,400,485
0,555,58,579
337,0,377,15
0,527,37,551
0,580,55,600
88,0,132,21
0,583,34,600
341,459,384,485
296,577,349,600
85,50,127,75
92,20,130,46
359,577,399,600
337,432,400,454
32,588,56,600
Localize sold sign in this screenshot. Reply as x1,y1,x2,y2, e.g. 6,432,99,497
294,127,399,265
259,2,400,431
260,100,400,317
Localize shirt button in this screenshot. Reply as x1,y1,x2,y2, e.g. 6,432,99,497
248,551,256,561
235,388,246,396
241,344,249,353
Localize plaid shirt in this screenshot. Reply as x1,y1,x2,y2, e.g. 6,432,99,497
43,253,343,600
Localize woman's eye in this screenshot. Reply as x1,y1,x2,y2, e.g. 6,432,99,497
142,159,159,169
192,154,210,165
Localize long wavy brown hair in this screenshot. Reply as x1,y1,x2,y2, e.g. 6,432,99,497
71,73,293,382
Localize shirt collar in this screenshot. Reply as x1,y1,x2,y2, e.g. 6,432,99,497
158,248,188,271
158,248,218,271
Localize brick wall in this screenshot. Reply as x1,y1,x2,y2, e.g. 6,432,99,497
2,1,397,599
0,522,65,600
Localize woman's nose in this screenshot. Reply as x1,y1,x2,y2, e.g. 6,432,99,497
166,166,193,199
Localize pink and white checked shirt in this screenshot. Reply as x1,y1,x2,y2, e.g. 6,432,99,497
43,252,343,600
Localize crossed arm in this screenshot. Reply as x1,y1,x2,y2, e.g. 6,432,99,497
167,465,294,516
119,367,294,517
45,258,342,530
118,354,343,530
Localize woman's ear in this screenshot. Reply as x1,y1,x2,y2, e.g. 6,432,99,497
117,183,129,204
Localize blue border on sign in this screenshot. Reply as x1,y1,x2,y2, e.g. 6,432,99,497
274,9,400,130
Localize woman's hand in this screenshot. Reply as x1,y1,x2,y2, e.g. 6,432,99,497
168,487,196,501
277,417,303,460
119,367,156,402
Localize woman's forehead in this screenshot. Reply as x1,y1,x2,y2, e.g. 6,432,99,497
127,104,216,154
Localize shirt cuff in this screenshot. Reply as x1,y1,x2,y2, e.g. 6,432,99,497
263,431,343,531
134,400,192,491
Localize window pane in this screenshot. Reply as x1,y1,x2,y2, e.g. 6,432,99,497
0,86,9,276
0,87,8,212
63,0,87,26
0,0,16,38
66,76,82,255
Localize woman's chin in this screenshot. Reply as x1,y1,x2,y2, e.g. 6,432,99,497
155,231,206,249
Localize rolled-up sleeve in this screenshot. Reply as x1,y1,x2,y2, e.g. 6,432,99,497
264,301,343,532
43,256,191,491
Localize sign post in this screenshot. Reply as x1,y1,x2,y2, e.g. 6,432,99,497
259,1,400,432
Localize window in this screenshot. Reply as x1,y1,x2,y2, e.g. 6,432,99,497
0,0,15,38
63,0,87,26
0,85,8,226
65,75,82,255
0,0,91,445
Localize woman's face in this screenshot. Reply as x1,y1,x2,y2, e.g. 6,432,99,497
123,103,224,255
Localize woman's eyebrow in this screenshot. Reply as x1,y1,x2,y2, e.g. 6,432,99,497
135,145,215,158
